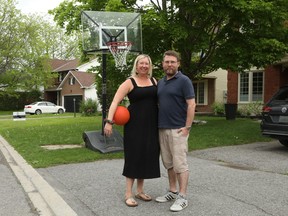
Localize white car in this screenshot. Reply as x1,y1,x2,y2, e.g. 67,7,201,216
24,101,65,115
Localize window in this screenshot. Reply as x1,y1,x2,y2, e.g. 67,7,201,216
59,73,63,82
239,71,263,102
69,77,76,85
193,80,208,105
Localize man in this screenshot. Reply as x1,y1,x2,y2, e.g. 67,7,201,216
156,50,196,212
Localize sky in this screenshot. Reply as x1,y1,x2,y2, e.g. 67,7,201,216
15,0,151,14
16,0,65,14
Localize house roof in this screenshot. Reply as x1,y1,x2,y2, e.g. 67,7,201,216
77,58,100,71
49,59,80,72
58,71,96,89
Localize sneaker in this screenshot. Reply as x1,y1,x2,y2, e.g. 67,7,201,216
170,195,188,212
155,191,178,203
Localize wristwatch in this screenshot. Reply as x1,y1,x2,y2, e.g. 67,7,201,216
105,119,114,125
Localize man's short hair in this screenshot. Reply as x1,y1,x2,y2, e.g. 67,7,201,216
163,50,181,61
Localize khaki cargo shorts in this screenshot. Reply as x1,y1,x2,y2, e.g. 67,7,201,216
159,129,189,173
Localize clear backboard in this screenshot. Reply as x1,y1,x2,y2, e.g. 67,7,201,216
81,11,142,54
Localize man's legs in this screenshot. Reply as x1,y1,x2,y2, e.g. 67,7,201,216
177,170,189,196
168,168,178,193
155,169,178,203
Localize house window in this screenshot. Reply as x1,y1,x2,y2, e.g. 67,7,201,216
193,80,207,105
69,77,76,85
59,73,63,82
239,71,263,102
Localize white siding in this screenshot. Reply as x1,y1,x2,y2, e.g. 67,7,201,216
84,86,101,111
204,68,227,103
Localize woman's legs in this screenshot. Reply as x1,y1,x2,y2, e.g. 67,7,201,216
136,179,144,193
125,177,138,206
136,179,152,201
125,177,135,198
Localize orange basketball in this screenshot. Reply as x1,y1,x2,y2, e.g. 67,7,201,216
113,106,130,125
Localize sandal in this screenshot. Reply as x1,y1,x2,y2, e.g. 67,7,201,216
125,197,138,207
135,192,152,201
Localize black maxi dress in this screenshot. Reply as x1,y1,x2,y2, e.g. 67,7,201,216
122,77,160,179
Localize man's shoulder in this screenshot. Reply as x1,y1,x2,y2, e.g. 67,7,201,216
177,72,192,82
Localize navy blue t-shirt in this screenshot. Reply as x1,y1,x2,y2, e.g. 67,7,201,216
157,71,195,129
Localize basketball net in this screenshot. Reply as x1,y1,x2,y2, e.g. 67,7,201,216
107,41,132,69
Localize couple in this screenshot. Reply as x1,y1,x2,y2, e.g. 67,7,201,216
104,50,196,212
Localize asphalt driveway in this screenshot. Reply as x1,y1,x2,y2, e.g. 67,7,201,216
36,140,288,216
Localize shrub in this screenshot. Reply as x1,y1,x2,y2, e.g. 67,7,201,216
79,99,99,116
211,102,225,115
0,90,41,111
238,101,263,117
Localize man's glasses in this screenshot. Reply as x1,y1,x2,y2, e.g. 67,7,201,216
163,61,178,64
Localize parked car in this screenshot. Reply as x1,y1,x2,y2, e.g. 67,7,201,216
260,85,288,147
24,101,65,115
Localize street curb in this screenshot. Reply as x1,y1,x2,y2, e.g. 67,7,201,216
0,135,77,216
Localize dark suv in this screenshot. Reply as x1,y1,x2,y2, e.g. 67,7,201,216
260,85,288,147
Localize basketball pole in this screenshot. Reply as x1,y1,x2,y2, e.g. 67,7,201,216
82,52,124,154
101,53,107,135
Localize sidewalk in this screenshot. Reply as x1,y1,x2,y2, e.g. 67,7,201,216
1,135,288,216
0,136,77,216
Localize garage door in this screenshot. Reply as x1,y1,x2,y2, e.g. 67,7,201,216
64,95,83,112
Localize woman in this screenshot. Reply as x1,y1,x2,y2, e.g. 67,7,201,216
104,54,160,207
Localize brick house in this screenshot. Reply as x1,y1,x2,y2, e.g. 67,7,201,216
193,55,288,114
226,55,288,108
44,59,98,112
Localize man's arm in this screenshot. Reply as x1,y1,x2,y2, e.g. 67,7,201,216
185,98,196,130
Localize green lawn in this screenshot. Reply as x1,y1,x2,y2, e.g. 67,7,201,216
0,113,271,168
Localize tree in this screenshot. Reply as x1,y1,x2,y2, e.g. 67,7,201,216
0,0,81,95
50,0,288,79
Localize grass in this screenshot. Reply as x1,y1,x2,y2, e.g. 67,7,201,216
0,113,271,168
189,117,270,150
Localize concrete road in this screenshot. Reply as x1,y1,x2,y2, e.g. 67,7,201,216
0,150,37,216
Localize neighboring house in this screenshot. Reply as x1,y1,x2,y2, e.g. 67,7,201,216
44,58,99,112
195,54,288,114
226,55,288,108
58,70,97,112
194,69,227,113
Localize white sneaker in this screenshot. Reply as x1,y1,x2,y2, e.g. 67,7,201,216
155,191,178,203
170,195,188,212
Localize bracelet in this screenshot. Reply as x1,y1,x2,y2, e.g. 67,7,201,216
104,119,114,125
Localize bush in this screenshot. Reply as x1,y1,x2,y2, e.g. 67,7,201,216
0,90,41,111
238,101,263,117
211,102,225,115
79,99,99,116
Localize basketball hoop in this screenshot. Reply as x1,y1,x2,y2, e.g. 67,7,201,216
107,41,132,68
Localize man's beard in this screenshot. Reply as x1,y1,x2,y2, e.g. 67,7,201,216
165,69,177,77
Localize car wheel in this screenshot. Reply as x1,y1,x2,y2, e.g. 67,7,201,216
58,109,64,114
35,109,42,115
279,140,288,147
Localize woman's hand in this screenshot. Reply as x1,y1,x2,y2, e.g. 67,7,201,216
104,123,113,136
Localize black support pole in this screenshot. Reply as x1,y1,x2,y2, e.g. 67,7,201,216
101,53,107,135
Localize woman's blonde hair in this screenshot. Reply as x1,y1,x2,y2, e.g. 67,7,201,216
131,54,153,78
